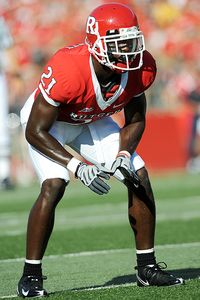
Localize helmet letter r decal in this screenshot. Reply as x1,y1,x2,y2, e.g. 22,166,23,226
86,16,98,34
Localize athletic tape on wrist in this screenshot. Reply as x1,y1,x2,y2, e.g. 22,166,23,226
117,150,131,158
67,157,81,174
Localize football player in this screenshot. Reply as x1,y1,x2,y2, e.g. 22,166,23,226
17,3,184,297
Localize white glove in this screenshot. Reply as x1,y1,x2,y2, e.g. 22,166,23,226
110,151,140,188
67,158,110,195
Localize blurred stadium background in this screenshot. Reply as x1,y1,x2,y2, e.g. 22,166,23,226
1,0,200,185
1,1,200,299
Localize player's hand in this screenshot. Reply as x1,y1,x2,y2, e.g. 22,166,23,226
75,163,110,195
110,151,140,188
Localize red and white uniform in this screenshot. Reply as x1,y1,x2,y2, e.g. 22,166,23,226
35,44,156,124
20,44,156,184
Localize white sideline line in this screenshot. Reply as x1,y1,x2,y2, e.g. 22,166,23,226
1,241,200,263
0,283,137,299
74,282,137,292
0,296,16,299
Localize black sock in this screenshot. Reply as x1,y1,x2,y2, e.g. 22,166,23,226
23,262,42,277
137,252,156,268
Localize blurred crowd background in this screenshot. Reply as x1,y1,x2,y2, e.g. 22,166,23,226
1,0,200,186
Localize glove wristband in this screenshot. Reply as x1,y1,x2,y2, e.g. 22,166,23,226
67,157,81,174
117,150,131,158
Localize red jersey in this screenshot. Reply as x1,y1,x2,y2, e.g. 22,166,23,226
35,44,156,125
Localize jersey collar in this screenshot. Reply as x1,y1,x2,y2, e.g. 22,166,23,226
89,55,128,111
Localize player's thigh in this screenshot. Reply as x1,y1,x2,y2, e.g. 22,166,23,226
70,117,145,177
28,144,70,184
21,120,78,184
70,117,120,169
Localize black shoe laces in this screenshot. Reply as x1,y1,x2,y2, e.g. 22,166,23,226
26,275,47,289
150,262,168,271
135,261,167,271
136,262,176,282
135,262,173,279
148,262,173,277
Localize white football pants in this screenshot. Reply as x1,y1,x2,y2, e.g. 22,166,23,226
20,91,145,184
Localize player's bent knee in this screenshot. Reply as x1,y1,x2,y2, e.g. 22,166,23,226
41,178,68,205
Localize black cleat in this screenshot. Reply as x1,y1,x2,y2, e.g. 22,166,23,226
17,275,48,298
135,262,185,287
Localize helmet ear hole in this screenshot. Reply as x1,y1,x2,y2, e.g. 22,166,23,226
85,3,145,71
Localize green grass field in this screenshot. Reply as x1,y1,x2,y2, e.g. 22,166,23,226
0,171,200,299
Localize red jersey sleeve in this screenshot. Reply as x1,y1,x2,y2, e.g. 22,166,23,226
140,50,157,92
37,48,84,105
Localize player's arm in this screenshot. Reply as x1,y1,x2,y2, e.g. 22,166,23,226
26,92,72,166
120,92,146,153
26,92,110,195
110,93,146,187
